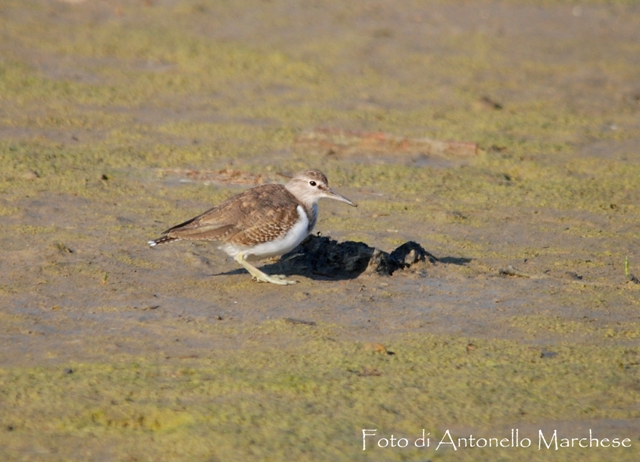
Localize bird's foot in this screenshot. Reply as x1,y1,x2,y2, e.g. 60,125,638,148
234,253,297,285
253,273,298,285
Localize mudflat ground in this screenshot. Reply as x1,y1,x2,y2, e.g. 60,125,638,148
1,0,640,460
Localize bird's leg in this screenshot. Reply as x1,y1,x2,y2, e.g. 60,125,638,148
234,253,297,285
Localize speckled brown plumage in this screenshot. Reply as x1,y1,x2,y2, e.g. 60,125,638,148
148,169,356,285
156,183,311,247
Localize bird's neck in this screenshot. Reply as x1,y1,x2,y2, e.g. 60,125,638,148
284,184,319,233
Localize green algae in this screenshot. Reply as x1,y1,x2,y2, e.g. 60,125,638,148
512,315,640,341
1,326,640,461
1,0,640,460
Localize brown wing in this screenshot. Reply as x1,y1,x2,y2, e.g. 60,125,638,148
226,200,301,246
162,184,301,244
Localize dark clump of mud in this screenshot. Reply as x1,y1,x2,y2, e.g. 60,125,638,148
274,235,437,280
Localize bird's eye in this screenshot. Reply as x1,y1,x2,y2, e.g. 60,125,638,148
309,181,317,186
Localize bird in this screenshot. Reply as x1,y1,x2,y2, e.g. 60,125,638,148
148,169,356,285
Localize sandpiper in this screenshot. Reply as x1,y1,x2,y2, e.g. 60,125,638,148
148,169,356,285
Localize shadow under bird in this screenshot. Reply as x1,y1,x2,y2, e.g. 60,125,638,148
148,169,356,285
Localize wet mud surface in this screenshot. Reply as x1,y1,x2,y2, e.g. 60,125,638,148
1,0,640,461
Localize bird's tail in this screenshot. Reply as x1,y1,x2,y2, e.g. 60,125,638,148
148,235,181,247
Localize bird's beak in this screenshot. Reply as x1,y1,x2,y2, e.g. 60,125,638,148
324,188,357,207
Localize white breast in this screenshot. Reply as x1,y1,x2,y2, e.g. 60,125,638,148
220,205,310,261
